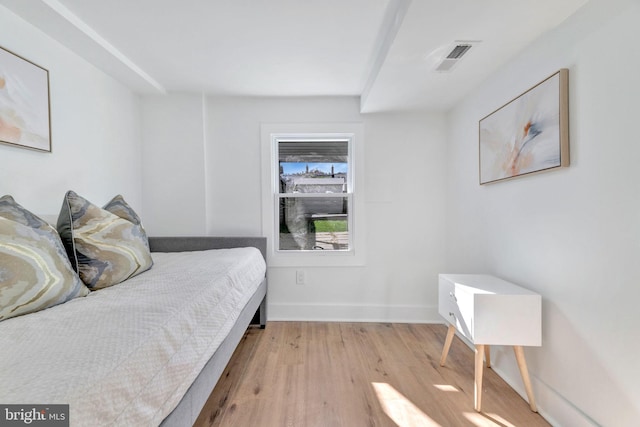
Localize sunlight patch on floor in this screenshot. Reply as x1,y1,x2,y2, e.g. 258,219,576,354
372,382,441,427
433,384,459,392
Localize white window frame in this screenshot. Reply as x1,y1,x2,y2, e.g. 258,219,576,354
261,123,365,267
275,136,352,252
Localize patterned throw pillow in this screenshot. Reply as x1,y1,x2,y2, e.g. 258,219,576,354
57,191,153,290
0,195,89,321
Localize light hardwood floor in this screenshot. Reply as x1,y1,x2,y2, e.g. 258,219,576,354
194,322,550,427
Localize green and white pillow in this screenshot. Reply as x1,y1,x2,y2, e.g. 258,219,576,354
57,191,153,290
0,195,89,322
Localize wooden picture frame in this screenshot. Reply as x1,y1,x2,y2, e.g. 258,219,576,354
479,69,569,184
0,45,51,152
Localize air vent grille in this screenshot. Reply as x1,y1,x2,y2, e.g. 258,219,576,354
434,41,480,73
447,44,472,59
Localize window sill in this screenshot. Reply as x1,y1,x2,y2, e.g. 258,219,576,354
267,247,365,267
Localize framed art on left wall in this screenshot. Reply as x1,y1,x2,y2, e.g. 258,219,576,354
0,45,51,152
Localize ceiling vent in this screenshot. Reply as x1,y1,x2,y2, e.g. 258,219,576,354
435,41,479,72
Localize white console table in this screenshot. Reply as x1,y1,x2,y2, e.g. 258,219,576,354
438,274,541,412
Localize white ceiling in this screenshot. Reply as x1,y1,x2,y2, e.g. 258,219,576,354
0,0,588,112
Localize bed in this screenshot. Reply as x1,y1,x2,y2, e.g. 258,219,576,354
153,237,267,427
0,236,267,427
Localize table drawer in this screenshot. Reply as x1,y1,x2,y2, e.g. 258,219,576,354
438,276,474,341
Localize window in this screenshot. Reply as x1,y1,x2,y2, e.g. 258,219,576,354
261,123,365,266
277,138,351,251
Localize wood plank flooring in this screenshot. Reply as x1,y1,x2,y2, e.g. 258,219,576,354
194,322,550,427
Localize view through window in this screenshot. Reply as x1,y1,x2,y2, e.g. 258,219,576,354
277,139,351,251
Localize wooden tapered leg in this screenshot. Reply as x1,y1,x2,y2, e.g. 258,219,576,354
485,345,491,368
513,346,538,412
440,324,456,366
474,344,485,412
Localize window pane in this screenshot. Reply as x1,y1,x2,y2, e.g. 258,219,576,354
279,140,348,194
279,196,349,251
280,175,346,194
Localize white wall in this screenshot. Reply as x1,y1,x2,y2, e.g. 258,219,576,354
207,96,447,321
140,95,448,322
445,0,640,425
0,6,142,215
140,93,207,236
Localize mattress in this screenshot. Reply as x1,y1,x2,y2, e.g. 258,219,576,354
0,247,266,426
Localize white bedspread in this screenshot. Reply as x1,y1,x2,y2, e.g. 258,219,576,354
0,247,266,426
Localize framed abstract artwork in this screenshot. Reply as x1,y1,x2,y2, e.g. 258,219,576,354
0,45,51,152
479,69,569,184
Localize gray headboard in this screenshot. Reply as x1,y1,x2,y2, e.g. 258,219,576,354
148,236,266,261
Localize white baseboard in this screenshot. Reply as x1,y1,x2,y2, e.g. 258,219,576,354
268,303,440,323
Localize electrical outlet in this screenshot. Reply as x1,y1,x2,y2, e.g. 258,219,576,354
296,270,305,285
